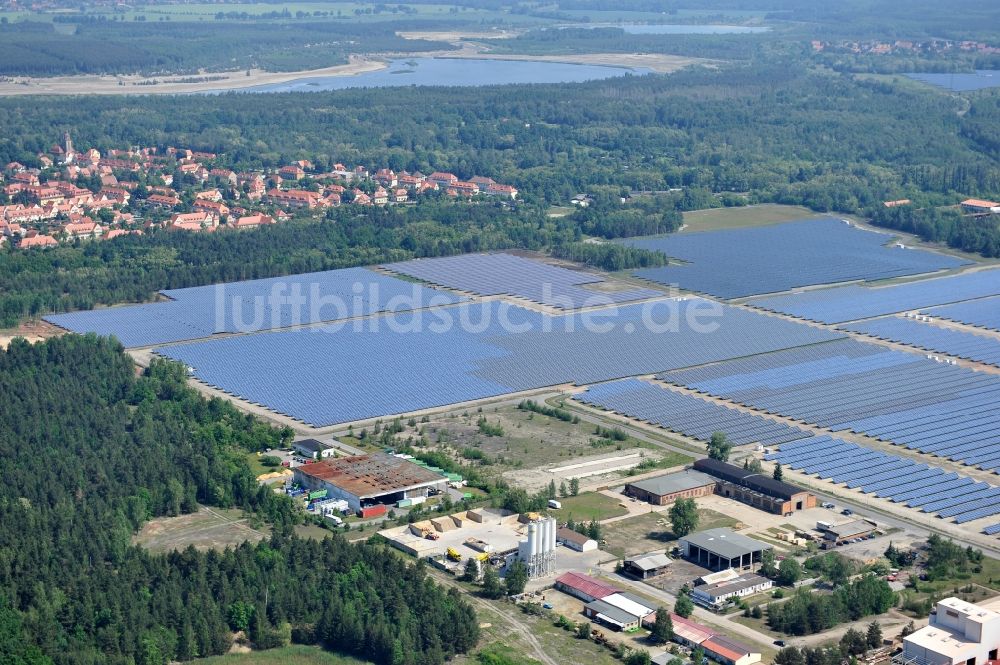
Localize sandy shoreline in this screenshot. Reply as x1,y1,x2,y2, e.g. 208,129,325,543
0,47,703,97
443,52,706,74
0,56,387,96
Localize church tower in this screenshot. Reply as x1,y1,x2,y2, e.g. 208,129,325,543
63,131,74,164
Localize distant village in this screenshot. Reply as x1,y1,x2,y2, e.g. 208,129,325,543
0,133,519,250
811,38,999,56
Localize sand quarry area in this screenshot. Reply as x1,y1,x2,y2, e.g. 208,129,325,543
0,36,705,96
0,56,386,96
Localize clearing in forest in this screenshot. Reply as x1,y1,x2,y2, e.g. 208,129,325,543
133,506,267,553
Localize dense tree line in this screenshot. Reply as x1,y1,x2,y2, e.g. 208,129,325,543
551,242,666,270
766,576,895,635
480,28,771,60
0,19,454,76
871,204,1000,257
0,335,479,664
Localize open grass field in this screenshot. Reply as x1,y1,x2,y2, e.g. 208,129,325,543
462,606,622,665
133,506,267,553
680,204,825,233
407,404,648,471
601,508,738,558
556,492,629,522
196,646,372,665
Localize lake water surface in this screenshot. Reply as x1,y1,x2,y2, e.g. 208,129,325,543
239,57,650,93
905,70,1000,92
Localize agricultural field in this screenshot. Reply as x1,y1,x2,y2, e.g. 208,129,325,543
133,506,268,553
679,204,826,233
601,508,738,558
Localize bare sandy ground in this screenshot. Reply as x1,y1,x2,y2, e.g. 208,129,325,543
0,334,43,349
0,56,386,96
443,52,706,73
0,320,62,349
396,29,520,41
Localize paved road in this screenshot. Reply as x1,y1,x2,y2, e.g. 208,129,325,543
606,571,776,651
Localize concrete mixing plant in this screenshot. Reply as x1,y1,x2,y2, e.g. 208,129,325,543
516,516,557,578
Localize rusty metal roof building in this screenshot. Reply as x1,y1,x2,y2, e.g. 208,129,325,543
294,453,446,507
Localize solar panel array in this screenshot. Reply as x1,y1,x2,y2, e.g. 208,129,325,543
841,316,1000,367
659,338,1000,472
576,378,810,446
924,296,1000,333
158,299,842,426
766,435,1000,524
384,253,663,310
983,523,1000,536
44,267,464,347
748,268,1000,324
623,218,969,299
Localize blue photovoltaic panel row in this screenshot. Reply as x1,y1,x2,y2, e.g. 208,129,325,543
766,435,1000,524
659,338,1000,473
45,267,464,347
385,253,663,310
747,268,1000,324
624,218,968,299
576,378,810,447
983,523,1000,535
158,299,842,426
924,296,1000,333
841,316,1000,367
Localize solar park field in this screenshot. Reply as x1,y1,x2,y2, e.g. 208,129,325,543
625,218,970,299
44,218,1000,536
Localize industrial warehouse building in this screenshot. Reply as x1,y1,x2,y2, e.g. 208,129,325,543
820,519,877,545
692,571,773,610
624,469,717,505
694,458,816,515
292,438,336,460
293,453,448,511
584,592,656,632
554,572,619,603
652,614,762,665
623,553,672,580
556,527,598,552
901,597,1000,665
680,528,772,572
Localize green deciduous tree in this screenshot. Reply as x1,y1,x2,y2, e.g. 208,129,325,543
482,564,504,599
650,607,673,644
707,432,732,462
674,593,694,619
778,558,802,586
504,560,528,596
669,498,699,538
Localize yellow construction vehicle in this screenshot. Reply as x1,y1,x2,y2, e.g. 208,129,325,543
446,547,462,562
